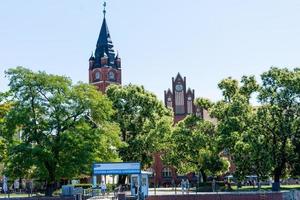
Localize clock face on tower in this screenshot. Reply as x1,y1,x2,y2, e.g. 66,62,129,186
175,84,183,92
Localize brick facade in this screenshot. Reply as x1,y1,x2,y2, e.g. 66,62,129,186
149,74,202,187
164,73,202,123
88,64,121,93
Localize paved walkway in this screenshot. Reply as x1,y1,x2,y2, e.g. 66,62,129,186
88,195,115,200
87,188,289,200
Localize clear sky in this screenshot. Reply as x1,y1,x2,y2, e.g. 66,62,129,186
1,0,299,101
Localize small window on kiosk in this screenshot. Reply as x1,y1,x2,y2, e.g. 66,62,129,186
142,177,147,186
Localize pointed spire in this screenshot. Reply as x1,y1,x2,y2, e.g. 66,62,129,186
94,1,116,67
89,51,95,61
175,72,183,81
103,1,107,17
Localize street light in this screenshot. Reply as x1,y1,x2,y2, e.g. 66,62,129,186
153,172,156,195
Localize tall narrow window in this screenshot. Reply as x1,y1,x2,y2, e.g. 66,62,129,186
108,71,115,81
175,92,184,114
187,96,193,114
95,71,101,81
167,97,172,108
162,167,172,177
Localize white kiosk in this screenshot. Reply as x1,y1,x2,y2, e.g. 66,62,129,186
92,162,151,199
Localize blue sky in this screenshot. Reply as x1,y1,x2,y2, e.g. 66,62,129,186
1,0,299,101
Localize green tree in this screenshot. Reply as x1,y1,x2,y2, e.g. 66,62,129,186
211,76,273,186
195,97,213,110
212,69,300,191
106,84,173,173
256,67,300,190
233,123,272,186
164,115,229,183
0,103,11,174
211,76,258,152
1,67,122,196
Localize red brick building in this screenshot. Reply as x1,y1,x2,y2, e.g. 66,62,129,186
149,74,204,187
164,73,202,123
88,6,121,93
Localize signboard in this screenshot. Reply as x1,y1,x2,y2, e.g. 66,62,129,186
93,162,141,175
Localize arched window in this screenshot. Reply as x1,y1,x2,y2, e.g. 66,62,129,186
167,97,172,108
95,71,101,81
162,167,172,177
108,71,115,81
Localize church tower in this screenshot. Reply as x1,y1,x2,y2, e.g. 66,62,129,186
89,2,121,93
164,73,201,123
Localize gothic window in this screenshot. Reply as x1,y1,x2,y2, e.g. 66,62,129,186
175,84,184,114
162,167,172,177
167,97,172,108
187,96,193,114
95,71,101,81
108,71,115,81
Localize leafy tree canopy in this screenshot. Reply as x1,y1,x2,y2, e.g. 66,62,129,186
106,84,173,169
211,76,258,152
1,67,122,196
256,67,300,187
164,115,229,182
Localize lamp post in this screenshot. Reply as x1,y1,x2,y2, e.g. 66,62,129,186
154,172,156,195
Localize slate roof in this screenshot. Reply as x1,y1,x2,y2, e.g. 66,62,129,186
94,17,116,67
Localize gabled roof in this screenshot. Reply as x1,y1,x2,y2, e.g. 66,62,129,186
165,88,173,95
187,88,192,93
175,72,183,82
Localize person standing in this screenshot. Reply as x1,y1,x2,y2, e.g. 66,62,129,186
181,179,185,194
186,179,190,194
212,179,216,192
100,181,106,196
3,176,8,194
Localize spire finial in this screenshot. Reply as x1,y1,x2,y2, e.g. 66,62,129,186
103,1,107,17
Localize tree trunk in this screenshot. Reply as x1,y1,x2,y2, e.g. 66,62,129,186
45,181,56,197
118,175,127,185
44,161,57,196
198,170,202,185
19,178,22,190
272,171,281,191
200,169,207,183
257,176,261,190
